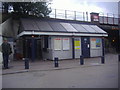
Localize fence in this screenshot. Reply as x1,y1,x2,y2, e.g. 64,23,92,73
49,8,120,25
49,9,90,22
99,13,119,25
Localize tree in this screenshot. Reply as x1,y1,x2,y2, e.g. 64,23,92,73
2,2,52,18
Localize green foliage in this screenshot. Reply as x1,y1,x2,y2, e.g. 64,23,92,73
2,2,52,18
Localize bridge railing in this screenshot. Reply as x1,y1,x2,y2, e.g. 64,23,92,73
49,9,90,22
99,16,119,25
49,8,120,25
99,13,119,25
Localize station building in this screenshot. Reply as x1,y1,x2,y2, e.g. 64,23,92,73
17,18,107,61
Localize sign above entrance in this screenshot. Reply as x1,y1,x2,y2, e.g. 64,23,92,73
112,26,119,30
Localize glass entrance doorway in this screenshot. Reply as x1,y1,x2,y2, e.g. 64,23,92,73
81,37,90,58
26,38,43,61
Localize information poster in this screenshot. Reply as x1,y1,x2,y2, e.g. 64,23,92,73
54,38,62,50
96,38,101,47
74,39,80,49
91,38,96,49
63,38,70,50
91,38,101,49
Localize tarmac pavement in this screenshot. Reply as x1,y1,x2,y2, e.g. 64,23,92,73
2,53,119,75
2,53,119,88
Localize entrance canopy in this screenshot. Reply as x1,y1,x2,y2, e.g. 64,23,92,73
18,18,108,37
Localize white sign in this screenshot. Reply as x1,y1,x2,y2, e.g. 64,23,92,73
74,38,80,49
91,38,96,49
54,38,62,50
63,38,70,50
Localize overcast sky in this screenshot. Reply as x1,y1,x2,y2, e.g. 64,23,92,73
50,0,119,16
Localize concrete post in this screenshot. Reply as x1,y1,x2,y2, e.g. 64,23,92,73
101,56,105,64
80,55,84,65
118,54,120,62
25,58,29,69
54,57,59,67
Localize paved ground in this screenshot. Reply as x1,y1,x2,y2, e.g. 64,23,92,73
1,54,119,88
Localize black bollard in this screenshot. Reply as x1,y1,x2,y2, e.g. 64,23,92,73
25,58,29,69
101,56,105,64
54,57,59,67
118,55,120,62
80,55,84,65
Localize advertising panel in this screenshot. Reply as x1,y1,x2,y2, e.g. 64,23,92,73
63,38,70,50
74,38,80,49
91,38,101,49
54,38,62,50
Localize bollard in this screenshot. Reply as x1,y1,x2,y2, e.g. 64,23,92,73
101,56,105,64
80,55,84,65
54,57,59,67
119,55,120,62
25,58,29,69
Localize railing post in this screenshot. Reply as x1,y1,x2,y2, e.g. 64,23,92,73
55,9,56,18
102,13,104,24
103,16,104,24
74,11,76,20
83,12,85,21
65,10,67,19
107,13,109,24
113,14,114,25
86,12,88,21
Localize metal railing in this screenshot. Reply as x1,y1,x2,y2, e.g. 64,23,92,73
49,8,120,25
49,9,90,22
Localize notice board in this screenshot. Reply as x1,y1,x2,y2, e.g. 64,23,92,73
63,38,70,50
54,38,62,50
74,38,80,49
96,38,101,47
91,38,96,49
91,38,101,49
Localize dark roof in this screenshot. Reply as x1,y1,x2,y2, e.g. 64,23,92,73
20,18,107,34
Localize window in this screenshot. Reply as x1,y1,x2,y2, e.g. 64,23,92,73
63,38,70,50
54,38,62,50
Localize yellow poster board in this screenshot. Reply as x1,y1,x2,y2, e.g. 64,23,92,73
74,40,80,49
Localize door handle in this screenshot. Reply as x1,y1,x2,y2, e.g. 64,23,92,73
87,44,90,48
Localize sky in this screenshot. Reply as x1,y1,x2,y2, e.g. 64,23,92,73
50,0,119,16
